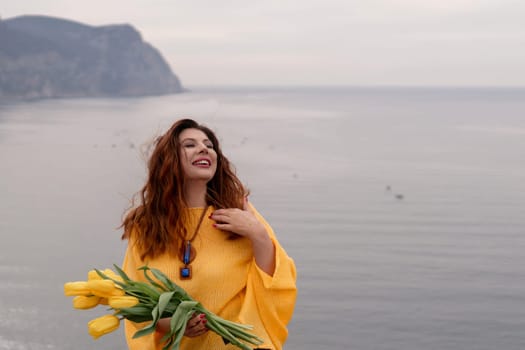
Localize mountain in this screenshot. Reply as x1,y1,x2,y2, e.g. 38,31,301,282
0,15,184,99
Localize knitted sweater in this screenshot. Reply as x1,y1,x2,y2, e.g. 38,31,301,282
122,205,297,350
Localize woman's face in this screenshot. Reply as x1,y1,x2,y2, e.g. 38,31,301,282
178,128,218,182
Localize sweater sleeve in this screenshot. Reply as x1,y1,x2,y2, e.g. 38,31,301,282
239,204,297,350
122,239,160,350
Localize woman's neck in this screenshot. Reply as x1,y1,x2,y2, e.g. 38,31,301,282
184,181,208,208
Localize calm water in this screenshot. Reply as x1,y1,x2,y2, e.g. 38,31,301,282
1,87,525,350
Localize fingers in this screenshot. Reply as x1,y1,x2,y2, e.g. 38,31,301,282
212,223,234,232
213,197,252,218
210,204,260,237
184,313,208,338
211,208,236,217
187,314,202,328
210,208,243,226
211,207,251,221
209,212,230,224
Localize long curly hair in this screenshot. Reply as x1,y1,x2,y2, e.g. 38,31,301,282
121,118,246,260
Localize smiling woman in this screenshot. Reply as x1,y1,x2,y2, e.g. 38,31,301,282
119,118,297,350
178,128,218,188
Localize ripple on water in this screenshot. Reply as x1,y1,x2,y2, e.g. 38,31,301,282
0,335,56,350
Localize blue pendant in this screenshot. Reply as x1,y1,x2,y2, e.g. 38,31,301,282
180,241,194,279
180,266,191,279
183,241,192,264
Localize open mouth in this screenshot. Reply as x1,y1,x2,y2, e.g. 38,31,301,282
192,159,211,166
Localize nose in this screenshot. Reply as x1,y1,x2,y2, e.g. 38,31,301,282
197,142,208,154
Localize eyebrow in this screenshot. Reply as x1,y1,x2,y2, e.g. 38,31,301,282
181,138,212,143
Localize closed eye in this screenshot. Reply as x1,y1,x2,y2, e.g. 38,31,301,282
181,138,213,149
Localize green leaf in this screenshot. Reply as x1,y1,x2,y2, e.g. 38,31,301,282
113,264,132,282
94,268,108,279
168,301,196,335
140,266,168,292
170,308,195,350
148,267,178,291
164,301,198,350
132,323,157,338
108,264,265,349
132,303,160,339
157,291,175,318
117,305,153,317
126,280,161,299
151,304,160,323
124,314,154,323
93,268,127,289
205,318,243,347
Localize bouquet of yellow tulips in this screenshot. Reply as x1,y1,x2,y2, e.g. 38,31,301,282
64,265,264,350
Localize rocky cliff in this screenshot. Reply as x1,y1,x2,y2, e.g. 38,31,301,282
0,15,184,99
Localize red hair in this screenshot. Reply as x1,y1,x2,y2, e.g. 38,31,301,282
121,119,246,260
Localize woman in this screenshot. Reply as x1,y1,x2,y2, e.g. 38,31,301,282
121,119,297,350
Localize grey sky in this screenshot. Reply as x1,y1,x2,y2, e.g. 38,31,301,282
3,0,525,86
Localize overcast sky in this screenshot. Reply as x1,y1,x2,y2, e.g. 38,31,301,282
3,0,525,87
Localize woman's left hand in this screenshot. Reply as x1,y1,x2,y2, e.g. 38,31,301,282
210,198,268,241
211,197,276,276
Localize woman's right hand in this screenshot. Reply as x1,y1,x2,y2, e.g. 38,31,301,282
156,313,209,338
184,313,209,337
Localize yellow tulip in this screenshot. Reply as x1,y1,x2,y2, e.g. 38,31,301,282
64,281,91,296
103,269,124,282
87,280,125,298
99,297,109,305
87,270,102,281
88,314,120,339
73,295,100,309
108,296,139,309
88,269,124,282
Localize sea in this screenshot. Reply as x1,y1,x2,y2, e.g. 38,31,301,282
0,86,524,350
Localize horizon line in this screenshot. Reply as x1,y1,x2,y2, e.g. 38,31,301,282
184,84,525,90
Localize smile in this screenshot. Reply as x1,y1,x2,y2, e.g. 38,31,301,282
192,159,211,166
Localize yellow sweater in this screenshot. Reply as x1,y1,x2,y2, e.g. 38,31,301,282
122,205,297,350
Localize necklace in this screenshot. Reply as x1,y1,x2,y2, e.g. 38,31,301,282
179,206,208,279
